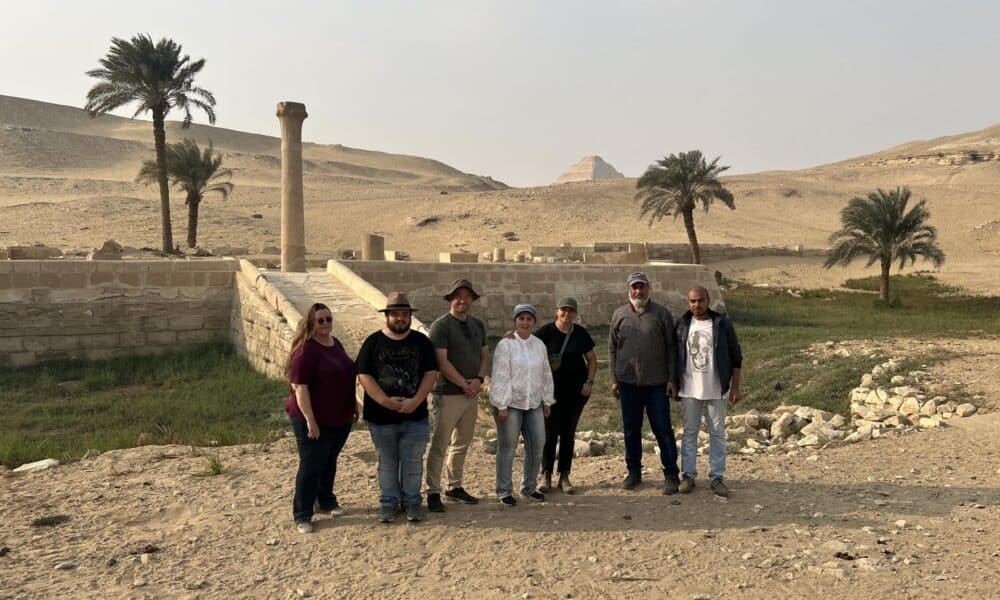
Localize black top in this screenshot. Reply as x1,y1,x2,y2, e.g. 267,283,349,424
356,330,438,425
535,322,595,399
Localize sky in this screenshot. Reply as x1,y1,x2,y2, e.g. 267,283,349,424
3,1,1000,187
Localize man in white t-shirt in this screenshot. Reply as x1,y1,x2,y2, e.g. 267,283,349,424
670,286,743,498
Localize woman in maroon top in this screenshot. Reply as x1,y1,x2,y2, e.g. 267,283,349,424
284,303,358,534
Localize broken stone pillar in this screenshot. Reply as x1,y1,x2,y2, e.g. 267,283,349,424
362,234,384,261
277,102,308,272
492,247,505,263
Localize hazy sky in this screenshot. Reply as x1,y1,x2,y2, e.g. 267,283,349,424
3,1,999,186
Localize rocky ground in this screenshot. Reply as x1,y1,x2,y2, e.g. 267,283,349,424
2,341,998,599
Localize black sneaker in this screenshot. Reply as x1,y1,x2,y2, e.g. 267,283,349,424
526,491,545,502
445,487,480,505
500,495,517,508
427,493,446,513
662,478,680,495
621,470,642,490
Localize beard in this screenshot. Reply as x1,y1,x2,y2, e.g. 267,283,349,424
629,297,649,310
388,320,411,334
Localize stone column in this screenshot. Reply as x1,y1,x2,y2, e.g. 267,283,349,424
362,234,385,261
277,102,308,272
492,247,505,263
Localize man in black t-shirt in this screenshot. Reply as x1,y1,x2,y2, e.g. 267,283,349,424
357,292,438,524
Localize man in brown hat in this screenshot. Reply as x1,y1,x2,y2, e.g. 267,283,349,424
424,278,490,512
357,292,438,523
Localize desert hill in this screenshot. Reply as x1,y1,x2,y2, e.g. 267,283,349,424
0,94,997,294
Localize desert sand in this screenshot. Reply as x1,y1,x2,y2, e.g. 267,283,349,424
1,95,997,294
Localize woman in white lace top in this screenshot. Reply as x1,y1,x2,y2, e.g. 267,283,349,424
489,303,555,506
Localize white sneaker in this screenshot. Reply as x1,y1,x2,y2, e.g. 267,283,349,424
295,522,313,534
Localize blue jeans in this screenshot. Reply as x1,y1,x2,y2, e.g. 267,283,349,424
369,418,430,509
494,406,545,498
290,417,352,523
680,397,727,481
618,383,679,479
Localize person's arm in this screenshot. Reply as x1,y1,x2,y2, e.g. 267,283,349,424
292,383,320,439
537,339,555,416
400,369,437,414
465,343,490,398
489,341,512,421
435,348,475,394
608,314,620,399
358,374,405,411
727,319,743,404
581,349,597,398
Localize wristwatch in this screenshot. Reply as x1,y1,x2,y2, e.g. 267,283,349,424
585,379,595,385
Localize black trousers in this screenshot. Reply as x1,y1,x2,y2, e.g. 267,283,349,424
290,417,351,523
542,392,588,475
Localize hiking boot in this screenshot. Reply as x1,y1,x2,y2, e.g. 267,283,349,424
621,470,642,490
295,521,313,534
678,477,695,494
526,491,545,502
538,472,552,493
405,505,424,522
557,473,576,495
378,505,398,523
499,495,517,508
710,479,730,498
662,477,680,495
445,487,480,505
427,493,446,513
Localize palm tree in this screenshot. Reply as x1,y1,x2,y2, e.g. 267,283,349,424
85,34,217,252
824,187,945,303
137,139,233,248
635,150,735,264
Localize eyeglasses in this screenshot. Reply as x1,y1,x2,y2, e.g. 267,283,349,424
316,317,333,325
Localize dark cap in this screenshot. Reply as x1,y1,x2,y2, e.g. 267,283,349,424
556,297,578,311
444,278,480,301
627,271,649,286
378,291,417,313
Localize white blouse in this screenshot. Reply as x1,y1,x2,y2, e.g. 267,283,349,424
489,334,556,410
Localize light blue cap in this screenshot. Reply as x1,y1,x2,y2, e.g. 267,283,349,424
512,303,537,320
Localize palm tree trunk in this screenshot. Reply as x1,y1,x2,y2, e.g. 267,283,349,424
682,209,701,264
152,108,174,253
880,257,891,303
187,194,201,248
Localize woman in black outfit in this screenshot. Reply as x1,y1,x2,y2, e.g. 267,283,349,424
534,297,597,494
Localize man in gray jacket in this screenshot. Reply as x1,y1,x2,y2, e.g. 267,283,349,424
609,271,680,493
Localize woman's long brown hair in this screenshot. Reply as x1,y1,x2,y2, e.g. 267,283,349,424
285,303,331,379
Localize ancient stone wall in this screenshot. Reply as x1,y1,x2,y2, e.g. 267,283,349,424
0,260,236,367
333,260,722,332
229,260,302,380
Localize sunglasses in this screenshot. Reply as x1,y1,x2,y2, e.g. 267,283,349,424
316,316,333,325
458,320,472,339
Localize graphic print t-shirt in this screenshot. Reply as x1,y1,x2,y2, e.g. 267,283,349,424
680,318,723,400
356,330,438,424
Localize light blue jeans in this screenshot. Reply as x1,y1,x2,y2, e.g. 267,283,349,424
494,406,545,498
369,418,430,509
680,397,727,481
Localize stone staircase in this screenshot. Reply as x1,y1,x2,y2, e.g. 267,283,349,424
261,270,385,357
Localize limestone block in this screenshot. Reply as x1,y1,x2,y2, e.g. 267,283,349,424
169,314,205,331
898,397,921,416
862,408,897,422
438,252,478,263
850,387,870,402
883,415,910,428
954,403,977,417
918,401,938,417
937,401,958,414
383,250,402,261
828,414,847,428
13,458,59,473
865,389,889,405
7,246,63,259
887,396,904,411
918,417,944,428
86,252,122,261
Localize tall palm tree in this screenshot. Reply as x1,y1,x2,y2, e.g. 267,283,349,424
635,150,735,264
824,187,945,303
137,139,233,248
85,34,217,252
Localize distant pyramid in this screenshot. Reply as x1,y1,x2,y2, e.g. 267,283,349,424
554,155,625,184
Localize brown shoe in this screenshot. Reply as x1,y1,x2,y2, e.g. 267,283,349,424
558,474,576,495
538,473,552,493
679,477,695,494
710,479,730,498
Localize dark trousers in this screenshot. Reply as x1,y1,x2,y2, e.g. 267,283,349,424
618,382,679,479
290,417,351,523
542,393,588,475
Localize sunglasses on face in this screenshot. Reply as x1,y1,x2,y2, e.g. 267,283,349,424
316,316,333,325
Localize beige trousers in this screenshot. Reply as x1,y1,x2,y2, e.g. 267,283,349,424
425,393,478,495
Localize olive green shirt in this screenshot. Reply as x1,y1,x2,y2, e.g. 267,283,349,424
429,313,488,395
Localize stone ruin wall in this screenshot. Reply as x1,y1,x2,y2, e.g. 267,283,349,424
229,261,303,380
334,260,723,332
0,260,236,367
527,242,825,264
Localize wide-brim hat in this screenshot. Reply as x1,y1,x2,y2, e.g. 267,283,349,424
444,278,480,301
378,291,417,313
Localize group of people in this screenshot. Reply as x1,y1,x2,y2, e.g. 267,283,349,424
283,272,742,533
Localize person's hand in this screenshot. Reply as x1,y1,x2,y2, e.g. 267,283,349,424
580,382,593,398
667,381,679,402
497,408,509,424
306,418,320,439
611,383,620,400
502,330,514,339
543,405,551,418
353,410,360,422
729,388,742,405
386,396,405,411
399,398,419,414
464,378,482,398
